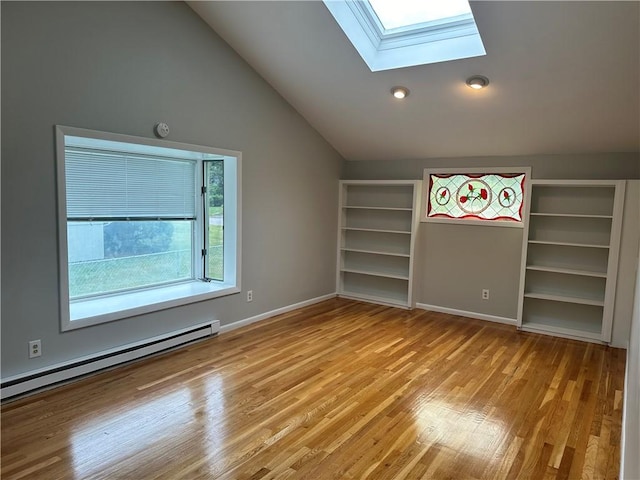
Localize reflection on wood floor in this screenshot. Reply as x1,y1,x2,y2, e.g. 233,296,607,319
1,299,625,479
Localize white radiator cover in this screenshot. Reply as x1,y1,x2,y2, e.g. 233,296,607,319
1,321,219,400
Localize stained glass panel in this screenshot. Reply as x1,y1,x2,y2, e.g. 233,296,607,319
427,173,525,222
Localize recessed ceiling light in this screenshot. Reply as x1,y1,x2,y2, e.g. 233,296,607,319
466,75,489,89
391,86,410,99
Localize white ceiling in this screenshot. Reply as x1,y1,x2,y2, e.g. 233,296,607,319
188,1,640,161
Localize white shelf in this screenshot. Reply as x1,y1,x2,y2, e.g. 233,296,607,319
343,208,413,232
338,292,409,309
342,250,410,279
529,183,616,216
341,247,410,258
344,206,413,212
521,297,604,339
342,183,415,209
342,230,411,256
342,227,411,234
528,215,612,246
529,212,613,219
518,180,625,344
520,322,602,341
526,265,607,278
526,243,609,275
523,292,604,307
528,240,609,249
526,242,607,306
341,268,409,281
341,271,410,305
337,180,421,308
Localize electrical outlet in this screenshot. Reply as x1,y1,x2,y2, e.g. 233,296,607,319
29,340,42,358
247,290,253,302
482,289,490,300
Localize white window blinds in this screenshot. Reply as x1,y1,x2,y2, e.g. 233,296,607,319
65,147,197,220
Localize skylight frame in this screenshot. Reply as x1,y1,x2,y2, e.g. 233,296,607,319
366,0,474,32
323,0,486,72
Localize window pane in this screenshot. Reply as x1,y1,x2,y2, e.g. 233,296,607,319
65,140,197,220
427,173,526,222
368,0,472,30
68,220,193,298
206,161,224,281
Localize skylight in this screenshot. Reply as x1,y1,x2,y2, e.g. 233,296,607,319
367,0,473,30
323,0,486,72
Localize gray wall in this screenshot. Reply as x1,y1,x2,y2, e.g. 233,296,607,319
420,222,523,319
344,154,640,346
1,1,343,378
343,154,640,181
613,182,640,348
622,243,640,480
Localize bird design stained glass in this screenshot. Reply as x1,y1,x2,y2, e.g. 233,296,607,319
428,173,525,221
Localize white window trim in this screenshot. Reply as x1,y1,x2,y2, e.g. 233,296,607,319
56,126,242,331
322,1,485,71
421,167,531,228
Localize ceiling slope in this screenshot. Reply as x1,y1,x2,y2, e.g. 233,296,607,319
188,1,640,161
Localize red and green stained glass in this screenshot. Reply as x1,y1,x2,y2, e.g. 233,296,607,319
428,173,525,221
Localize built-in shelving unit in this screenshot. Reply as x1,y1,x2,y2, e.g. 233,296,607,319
517,180,625,343
337,180,421,308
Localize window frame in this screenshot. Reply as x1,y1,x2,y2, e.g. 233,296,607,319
421,167,531,228
203,160,225,282
322,0,485,71
56,126,242,331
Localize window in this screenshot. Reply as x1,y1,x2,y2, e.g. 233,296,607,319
367,0,473,30
422,168,530,227
322,0,485,71
56,126,241,330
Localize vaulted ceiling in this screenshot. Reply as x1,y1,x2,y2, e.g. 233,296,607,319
188,1,640,161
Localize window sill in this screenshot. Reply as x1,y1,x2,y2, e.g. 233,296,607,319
64,281,239,331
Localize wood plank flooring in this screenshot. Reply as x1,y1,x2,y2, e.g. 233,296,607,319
1,299,626,479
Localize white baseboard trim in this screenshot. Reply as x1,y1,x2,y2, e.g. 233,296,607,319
416,303,517,326
220,293,337,334
1,321,220,400
1,294,338,401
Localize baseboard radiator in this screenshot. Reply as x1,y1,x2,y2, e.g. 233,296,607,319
1,321,220,401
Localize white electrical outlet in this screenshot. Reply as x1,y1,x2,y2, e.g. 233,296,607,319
247,290,253,302
29,340,42,358
482,289,490,300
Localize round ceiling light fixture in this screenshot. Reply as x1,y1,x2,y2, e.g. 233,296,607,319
466,75,490,90
391,86,410,99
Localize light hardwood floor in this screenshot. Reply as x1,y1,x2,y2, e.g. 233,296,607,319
1,299,626,479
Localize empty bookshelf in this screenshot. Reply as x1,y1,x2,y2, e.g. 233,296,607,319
517,180,625,343
337,180,421,308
